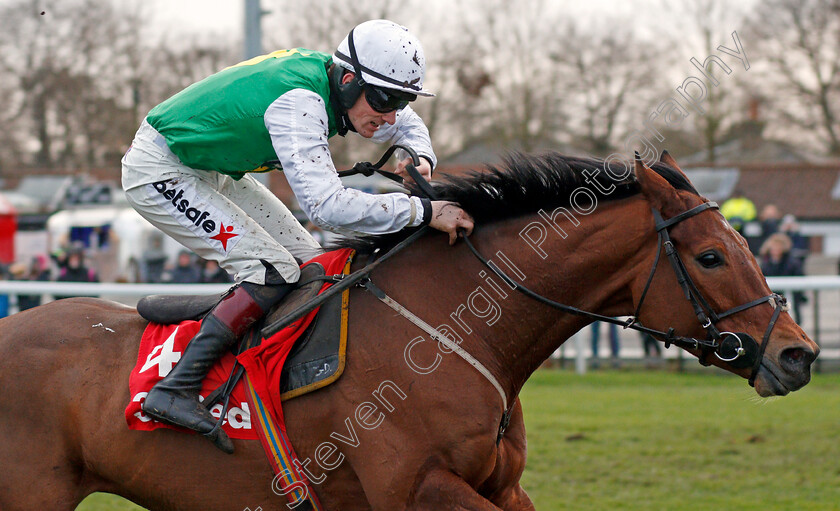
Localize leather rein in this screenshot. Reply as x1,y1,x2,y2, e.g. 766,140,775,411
391,148,787,389
461,200,788,388
261,148,789,445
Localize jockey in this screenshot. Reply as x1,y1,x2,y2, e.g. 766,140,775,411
121,19,474,453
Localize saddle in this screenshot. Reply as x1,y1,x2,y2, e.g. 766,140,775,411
136,259,350,400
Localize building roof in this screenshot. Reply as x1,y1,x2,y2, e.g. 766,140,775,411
680,137,820,165
712,163,840,220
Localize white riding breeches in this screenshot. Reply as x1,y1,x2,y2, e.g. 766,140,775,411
121,119,323,285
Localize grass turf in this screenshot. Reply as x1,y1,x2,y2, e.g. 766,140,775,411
77,369,840,510
519,369,840,510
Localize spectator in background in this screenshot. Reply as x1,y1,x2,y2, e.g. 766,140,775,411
0,264,9,318
51,244,70,275
640,332,663,368
755,203,783,251
780,214,809,267
141,233,168,283
91,226,110,251
202,259,233,284
11,255,51,311
720,189,757,234
55,246,99,299
165,250,202,284
760,233,805,323
590,321,620,369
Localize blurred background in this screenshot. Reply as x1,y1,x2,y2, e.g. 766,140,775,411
0,0,838,367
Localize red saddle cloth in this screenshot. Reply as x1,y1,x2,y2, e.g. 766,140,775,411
125,248,354,440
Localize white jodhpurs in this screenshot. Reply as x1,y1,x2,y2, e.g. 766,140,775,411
121,119,323,285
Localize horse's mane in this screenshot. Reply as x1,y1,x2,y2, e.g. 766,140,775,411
333,151,699,253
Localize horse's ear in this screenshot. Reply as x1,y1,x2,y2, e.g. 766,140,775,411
659,150,691,182
635,153,680,212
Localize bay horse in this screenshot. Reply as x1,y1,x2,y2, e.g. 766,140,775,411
0,153,817,510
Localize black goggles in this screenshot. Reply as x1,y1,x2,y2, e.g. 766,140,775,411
364,85,416,113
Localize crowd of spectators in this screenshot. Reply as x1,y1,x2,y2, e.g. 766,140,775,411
0,241,233,316
128,243,236,287
720,195,809,323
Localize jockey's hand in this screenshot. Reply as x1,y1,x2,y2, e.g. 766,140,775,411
429,201,474,245
395,156,432,185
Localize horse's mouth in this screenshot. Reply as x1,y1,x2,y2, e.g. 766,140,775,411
754,363,792,397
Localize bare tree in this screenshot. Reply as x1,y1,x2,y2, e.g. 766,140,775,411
436,0,574,155
0,0,245,172
146,38,237,103
0,0,142,170
551,23,662,156
749,0,840,156
657,0,752,163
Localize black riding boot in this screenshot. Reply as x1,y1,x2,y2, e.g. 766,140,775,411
142,281,292,454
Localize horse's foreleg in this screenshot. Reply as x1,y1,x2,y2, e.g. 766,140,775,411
0,457,88,511
490,484,536,511
481,400,535,510
407,470,504,511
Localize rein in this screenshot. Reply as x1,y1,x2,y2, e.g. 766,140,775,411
460,200,788,387
266,147,788,448
261,145,433,339
336,144,438,199
261,147,516,439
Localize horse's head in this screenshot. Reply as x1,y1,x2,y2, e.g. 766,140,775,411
633,152,818,397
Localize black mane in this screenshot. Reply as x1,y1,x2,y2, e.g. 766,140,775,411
333,151,699,253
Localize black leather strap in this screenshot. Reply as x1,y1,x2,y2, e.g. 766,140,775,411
261,225,430,338
419,198,433,226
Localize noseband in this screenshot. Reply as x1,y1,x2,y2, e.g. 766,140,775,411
462,200,789,387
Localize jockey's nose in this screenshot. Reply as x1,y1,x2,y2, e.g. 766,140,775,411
383,110,397,124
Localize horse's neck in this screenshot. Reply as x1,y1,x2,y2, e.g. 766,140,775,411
365,196,652,404
436,196,653,399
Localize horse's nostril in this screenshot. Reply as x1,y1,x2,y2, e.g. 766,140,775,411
780,347,816,370
788,349,805,362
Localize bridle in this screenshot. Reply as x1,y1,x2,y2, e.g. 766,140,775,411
376,148,789,388
261,146,789,395
462,200,789,387
258,148,791,444
635,201,787,386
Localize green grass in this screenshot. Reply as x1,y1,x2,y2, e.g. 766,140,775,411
77,369,840,510
519,369,840,510
77,493,145,511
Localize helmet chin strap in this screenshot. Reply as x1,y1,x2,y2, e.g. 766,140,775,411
327,28,367,136
330,28,366,112
326,64,356,136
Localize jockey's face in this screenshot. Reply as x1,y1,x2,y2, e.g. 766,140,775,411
342,73,398,138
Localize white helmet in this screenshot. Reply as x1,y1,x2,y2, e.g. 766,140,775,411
334,20,434,97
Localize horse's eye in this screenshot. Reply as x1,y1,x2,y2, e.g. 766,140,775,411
697,251,723,268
